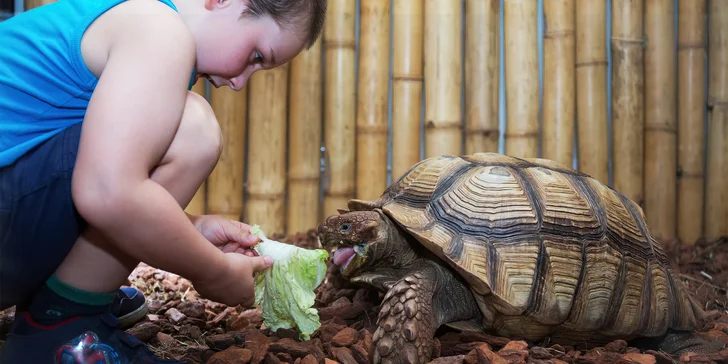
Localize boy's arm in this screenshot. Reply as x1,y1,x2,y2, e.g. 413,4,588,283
71,8,228,288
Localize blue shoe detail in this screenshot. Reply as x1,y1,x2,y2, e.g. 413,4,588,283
110,287,148,329
0,311,182,363
54,331,121,364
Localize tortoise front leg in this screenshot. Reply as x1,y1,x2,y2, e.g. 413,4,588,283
372,268,438,364
372,261,481,364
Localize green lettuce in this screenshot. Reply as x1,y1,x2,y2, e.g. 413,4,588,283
250,224,329,340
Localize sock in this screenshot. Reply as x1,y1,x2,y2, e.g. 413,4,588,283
26,274,117,326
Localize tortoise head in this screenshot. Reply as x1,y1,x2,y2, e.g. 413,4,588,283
317,209,388,278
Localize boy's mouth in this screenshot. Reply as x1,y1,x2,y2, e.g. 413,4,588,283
195,73,218,88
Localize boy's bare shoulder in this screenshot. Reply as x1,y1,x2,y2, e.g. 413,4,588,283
111,0,194,50
83,0,195,76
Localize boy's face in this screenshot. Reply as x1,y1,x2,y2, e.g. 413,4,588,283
193,0,306,91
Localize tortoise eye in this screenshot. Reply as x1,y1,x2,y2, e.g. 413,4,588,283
340,223,352,233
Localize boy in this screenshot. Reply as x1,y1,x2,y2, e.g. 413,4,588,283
0,0,325,362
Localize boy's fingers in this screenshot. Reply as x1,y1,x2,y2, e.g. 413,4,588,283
230,224,260,247
243,250,258,257
220,243,239,253
250,255,273,273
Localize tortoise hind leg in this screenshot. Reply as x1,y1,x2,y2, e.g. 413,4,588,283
629,330,725,356
372,260,481,364
657,330,725,356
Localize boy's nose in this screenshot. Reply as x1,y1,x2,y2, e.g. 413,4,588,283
228,74,250,91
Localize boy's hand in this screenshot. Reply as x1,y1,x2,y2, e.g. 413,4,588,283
193,252,272,307
191,215,261,256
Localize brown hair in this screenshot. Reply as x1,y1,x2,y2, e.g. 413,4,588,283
244,0,327,49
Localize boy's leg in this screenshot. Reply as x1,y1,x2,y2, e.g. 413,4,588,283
0,90,222,363
53,90,222,295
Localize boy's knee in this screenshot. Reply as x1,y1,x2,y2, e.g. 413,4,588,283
177,91,223,166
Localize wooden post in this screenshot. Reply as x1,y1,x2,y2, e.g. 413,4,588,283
184,80,208,216
356,0,390,200
575,0,608,183
322,0,357,218
504,0,539,158
465,0,500,155
287,38,323,235
245,66,289,235
704,0,728,241
207,86,247,222
424,0,462,158
391,0,424,180
542,0,575,167
25,0,54,9
676,0,707,246
643,0,676,240
611,0,645,207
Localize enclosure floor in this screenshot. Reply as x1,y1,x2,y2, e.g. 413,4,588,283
1,232,727,364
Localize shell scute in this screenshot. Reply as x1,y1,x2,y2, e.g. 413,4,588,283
489,239,540,315
523,166,601,235
435,165,539,231
585,178,649,248
530,238,584,325
560,240,622,331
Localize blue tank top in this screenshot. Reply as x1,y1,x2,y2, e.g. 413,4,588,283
0,0,195,168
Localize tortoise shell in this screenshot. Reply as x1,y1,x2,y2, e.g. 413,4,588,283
348,153,702,343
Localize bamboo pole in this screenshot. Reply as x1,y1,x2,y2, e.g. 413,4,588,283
391,0,424,180
611,0,645,207
465,0,500,155
184,80,208,216
356,0,390,200
207,86,247,222
287,38,323,235
322,0,357,218
245,66,289,235
424,0,462,158
575,0,608,184
643,0,676,240
704,0,728,241
677,0,707,246
25,0,54,9
542,0,575,167
503,0,539,158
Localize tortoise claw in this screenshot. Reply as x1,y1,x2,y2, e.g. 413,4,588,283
372,271,437,364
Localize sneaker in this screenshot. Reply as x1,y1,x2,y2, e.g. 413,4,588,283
0,311,183,363
110,287,148,329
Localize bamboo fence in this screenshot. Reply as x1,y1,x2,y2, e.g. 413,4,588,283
543,0,575,167
19,0,728,245
575,0,609,185
676,0,708,245
704,0,728,242
643,0,676,240
391,0,424,179
612,0,646,209
504,0,539,158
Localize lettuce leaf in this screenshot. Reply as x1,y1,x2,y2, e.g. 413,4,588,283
250,225,329,340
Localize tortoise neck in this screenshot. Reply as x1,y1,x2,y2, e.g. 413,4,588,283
377,215,420,270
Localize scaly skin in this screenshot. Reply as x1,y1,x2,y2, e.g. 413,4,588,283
373,267,438,364
319,209,481,364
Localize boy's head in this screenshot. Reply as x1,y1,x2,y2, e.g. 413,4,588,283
190,0,326,91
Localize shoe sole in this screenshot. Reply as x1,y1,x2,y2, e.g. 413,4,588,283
118,301,148,329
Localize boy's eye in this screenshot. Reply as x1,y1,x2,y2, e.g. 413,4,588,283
254,51,264,63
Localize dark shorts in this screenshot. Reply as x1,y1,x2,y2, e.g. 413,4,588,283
0,122,87,310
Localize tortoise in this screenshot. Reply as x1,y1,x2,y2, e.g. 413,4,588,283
317,153,722,364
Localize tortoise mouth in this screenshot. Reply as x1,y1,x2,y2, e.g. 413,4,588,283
330,243,369,276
